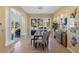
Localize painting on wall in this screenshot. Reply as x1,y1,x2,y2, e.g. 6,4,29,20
31,19,38,27
60,17,67,32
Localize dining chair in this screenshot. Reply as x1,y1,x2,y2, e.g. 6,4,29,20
46,31,50,47
34,32,49,50
31,30,36,45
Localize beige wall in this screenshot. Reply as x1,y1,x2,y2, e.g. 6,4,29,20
52,6,78,22
52,6,79,52
29,14,53,18
0,6,28,52
0,7,6,52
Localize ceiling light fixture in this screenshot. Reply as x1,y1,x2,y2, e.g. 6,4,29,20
38,7,43,9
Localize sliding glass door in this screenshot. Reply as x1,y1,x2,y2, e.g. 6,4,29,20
5,8,22,46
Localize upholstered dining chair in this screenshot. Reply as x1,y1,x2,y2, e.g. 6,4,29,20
46,31,50,47
34,32,49,50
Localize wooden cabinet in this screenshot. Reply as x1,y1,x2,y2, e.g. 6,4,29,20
61,32,67,47
54,31,67,47
54,31,61,44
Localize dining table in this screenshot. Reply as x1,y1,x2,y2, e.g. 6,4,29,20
32,31,43,47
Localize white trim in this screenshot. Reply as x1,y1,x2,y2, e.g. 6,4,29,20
5,7,11,46
67,47,75,53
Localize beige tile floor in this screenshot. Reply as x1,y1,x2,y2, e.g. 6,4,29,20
11,32,70,53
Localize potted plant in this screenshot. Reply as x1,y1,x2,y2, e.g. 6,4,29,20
52,22,58,31
52,22,58,38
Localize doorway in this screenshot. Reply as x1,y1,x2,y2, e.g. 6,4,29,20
5,8,22,46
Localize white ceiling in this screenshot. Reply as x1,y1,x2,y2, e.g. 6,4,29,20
21,6,60,14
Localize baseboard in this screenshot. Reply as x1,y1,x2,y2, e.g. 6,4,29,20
67,47,75,53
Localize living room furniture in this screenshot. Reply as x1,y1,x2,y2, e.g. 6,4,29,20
54,31,62,44
54,31,67,47
61,32,67,47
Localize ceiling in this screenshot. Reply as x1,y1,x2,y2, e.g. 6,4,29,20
21,6,60,14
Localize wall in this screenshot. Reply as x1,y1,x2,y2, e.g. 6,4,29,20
52,6,79,52
0,7,6,52
0,6,28,52
52,7,78,22
29,14,53,18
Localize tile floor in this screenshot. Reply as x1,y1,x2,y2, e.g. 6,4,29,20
11,32,70,53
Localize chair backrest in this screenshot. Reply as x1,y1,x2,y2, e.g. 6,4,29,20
31,30,36,35
42,32,48,43
47,31,50,40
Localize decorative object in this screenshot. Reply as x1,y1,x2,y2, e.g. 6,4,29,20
68,8,79,47
52,22,58,31
60,17,67,32
70,8,77,18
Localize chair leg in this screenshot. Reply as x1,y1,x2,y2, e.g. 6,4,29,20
47,40,49,47
45,42,47,47
42,44,44,50
35,43,37,48
38,43,41,48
